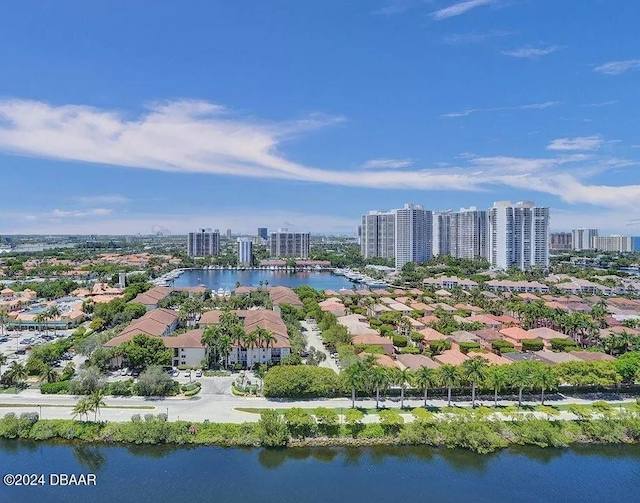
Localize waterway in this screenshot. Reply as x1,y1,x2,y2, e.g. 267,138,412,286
1,441,639,502
172,268,356,291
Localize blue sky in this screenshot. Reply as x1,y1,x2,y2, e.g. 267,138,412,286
1,0,639,235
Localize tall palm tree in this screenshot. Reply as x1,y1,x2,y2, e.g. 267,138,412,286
73,398,92,422
34,313,45,336
461,356,488,408
392,368,413,409
534,365,557,405
8,361,27,392
47,306,61,336
485,365,509,408
343,360,367,408
89,390,106,421
0,309,8,336
509,364,532,408
201,325,222,368
413,365,436,407
39,364,58,384
370,365,389,409
216,335,232,368
438,364,459,407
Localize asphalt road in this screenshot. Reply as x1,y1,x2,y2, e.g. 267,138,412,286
301,320,340,372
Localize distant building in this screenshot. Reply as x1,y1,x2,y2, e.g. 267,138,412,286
488,201,549,270
187,228,220,257
594,235,633,253
432,211,452,257
237,237,253,265
572,228,598,251
395,204,432,269
361,210,396,261
226,229,232,240
550,232,573,251
258,227,268,240
449,206,487,260
269,230,310,258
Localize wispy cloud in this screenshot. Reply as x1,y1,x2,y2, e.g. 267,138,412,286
371,0,416,15
431,0,494,20
594,59,640,75
361,158,413,169
442,30,511,45
0,98,637,211
546,136,604,151
501,45,562,58
74,194,130,205
442,101,561,118
581,100,618,108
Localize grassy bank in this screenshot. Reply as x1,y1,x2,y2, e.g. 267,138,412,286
3,409,640,453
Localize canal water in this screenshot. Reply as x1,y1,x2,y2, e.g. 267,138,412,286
1,441,639,503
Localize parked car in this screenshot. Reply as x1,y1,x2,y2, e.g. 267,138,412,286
184,370,191,377
131,369,140,378
195,369,202,378
0,337,9,343
120,368,129,376
171,369,180,377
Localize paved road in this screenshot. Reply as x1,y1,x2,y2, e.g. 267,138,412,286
1,385,636,424
302,320,339,372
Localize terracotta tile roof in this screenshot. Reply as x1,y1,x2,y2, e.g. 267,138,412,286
468,351,512,365
500,326,538,341
200,309,289,339
163,329,205,349
396,354,440,370
359,353,399,369
132,286,172,306
268,286,303,307
433,350,469,366
569,351,615,361
418,327,448,341
527,327,569,340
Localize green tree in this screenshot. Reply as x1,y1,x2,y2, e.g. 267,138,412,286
461,356,488,408
72,397,92,421
485,366,509,407
258,409,289,447
7,361,27,389
0,352,7,378
88,390,106,421
437,364,459,407
370,365,389,409
413,365,436,407
342,359,369,408
534,365,558,405
120,334,172,369
38,364,58,384
509,362,534,408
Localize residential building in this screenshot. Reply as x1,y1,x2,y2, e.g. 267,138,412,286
572,228,599,251
269,230,310,258
395,204,432,269
432,211,451,257
361,210,396,260
594,235,634,253
550,232,573,252
226,229,232,239
450,206,487,260
257,227,268,240
187,228,220,257
488,201,549,270
104,308,180,348
237,237,253,266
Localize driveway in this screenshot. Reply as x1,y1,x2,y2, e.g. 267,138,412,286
301,320,340,373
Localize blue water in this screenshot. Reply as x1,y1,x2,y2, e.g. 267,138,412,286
172,269,355,291
1,441,639,503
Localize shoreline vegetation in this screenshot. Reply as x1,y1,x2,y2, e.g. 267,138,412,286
3,405,640,454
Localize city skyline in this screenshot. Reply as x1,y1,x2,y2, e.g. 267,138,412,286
1,1,640,235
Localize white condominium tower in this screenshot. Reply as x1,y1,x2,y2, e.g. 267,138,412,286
432,211,452,257
450,206,488,260
187,228,220,257
488,201,550,270
395,204,433,269
237,237,253,265
269,230,310,258
572,228,599,251
361,211,396,260
594,235,633,253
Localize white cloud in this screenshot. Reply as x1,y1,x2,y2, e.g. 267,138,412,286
442,101,560,118
501,45,562,58
546,136,604,151
0,98,638,212
361,158,413,169
594,60,640,75
443,30,511,45
581,100,618,108
371,0,415,15
50,208,113,218
431,0,493,20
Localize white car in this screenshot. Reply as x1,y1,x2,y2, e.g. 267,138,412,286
120,368,129,376
195,369,202,378
184,370,191,377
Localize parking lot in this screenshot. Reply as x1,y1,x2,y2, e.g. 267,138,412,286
0,329,76,366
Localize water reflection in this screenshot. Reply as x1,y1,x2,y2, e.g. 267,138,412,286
72,446,108,473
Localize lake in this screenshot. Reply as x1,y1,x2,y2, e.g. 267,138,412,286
1,441,639,503
172,268,356,291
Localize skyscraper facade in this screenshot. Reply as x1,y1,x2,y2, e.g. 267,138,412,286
450,206,487,260
258,228,268,240
237,237,253,265
187,228,220,257
432,211,452,257
360,211,396,260
395,204,433,269
550,232,573,251
572,228,599,251
594,235,633,253
488,201,549,270
269,230,310,258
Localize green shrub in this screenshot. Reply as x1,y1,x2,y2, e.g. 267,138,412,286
283,408,316,438
263,366,340,398
392,336,408,347
400,347,420,354
258,410,289,447
41,381,72,394
429,340,451,355
459,341,481,353
522,339,544,352
550,338,578,352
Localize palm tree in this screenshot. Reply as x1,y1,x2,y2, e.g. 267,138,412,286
73,398,92,422
509,364,532,408
201,325,222,368
89,390,106,421
343,360,367,408
438,364,459,407
0,309,8,336
8,361,27,390
47,306,61,336
485,365,509,407
39,364,58,384
534,365,558,405
0,352,7,378
255,364,267,393
370,366,389,409
34,313,46,336
413,365,436,407
216,335,232,368
461,356,488,408
392,368,413,409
